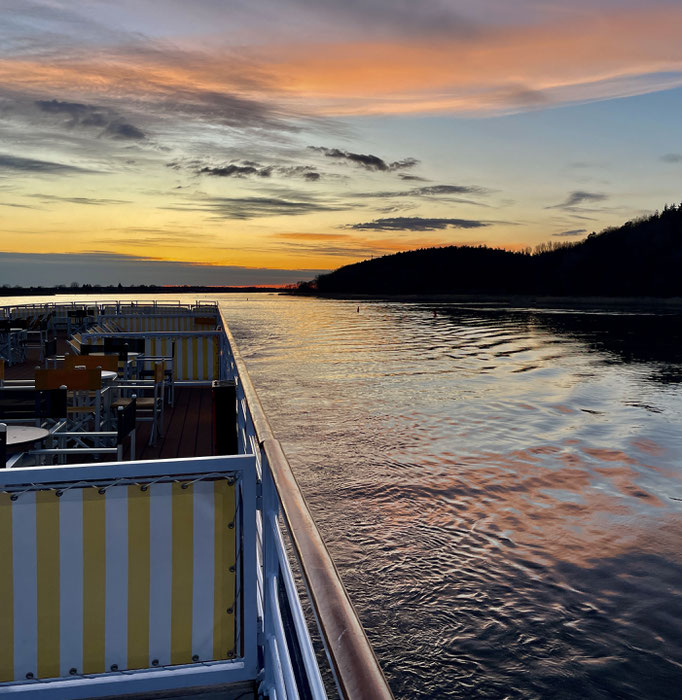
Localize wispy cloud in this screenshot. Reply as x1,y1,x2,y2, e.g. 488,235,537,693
548,191,609,210
0,153,96,175
552,228,587,237
348,217,488,231
2,3,682,124
164,194,345,220
272,232,350,240
28,193,130,205
357,183,491,205
661,153,682,163
266,232,461,258
0,201,40,209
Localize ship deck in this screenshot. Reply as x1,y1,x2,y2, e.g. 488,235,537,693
3,334,215,462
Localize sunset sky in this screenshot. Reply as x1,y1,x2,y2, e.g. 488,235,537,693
1,0,682,285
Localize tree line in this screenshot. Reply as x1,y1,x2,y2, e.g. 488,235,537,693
293,204,682,297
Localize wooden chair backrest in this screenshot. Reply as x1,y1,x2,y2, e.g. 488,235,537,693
35,368,102,391
64,354,118,372
0,388,67,420
154,361,166,383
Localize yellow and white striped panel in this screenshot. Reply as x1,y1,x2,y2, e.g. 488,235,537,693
0,480,236,682
173,336,220,380
102,317,195,332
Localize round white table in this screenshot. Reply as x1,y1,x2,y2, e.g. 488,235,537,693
4,425,50,448
101,370,118,382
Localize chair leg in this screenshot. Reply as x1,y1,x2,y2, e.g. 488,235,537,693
147,413,156,446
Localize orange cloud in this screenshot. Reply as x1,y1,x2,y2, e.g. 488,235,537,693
0,6,680,118
262,6,682,115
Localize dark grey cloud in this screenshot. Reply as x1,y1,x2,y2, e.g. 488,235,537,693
164,195,343,220
552,228,587,237
310,147,419,172
398,174,429,182
411,184,487,196
36,99,146,140
199,164,265,177
661,153,682,163
0,154,95,175
0,250,329,286
184,160,322,181
103,121,146,140
548,191,609,209
348,217,488,231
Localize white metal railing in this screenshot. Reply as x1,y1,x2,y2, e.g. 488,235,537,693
226,339,327,699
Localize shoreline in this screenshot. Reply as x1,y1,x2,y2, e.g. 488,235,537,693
288,292,682,311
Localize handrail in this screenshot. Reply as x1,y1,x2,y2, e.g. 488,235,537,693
222,316,394,700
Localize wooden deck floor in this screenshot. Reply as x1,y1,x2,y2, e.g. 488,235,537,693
134,386,214,461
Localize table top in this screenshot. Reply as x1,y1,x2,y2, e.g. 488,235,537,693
101,370,118,381
90,351,140,359
3,425,50,447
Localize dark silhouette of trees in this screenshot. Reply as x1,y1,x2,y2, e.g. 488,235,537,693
297,204,682,297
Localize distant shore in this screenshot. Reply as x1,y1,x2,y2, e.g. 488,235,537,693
290,291,682,311
3,286,682,312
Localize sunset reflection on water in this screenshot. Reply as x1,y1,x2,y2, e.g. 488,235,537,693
223,295,682,699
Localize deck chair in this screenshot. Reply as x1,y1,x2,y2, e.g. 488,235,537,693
66,332,82,354
0,355,34,387
80,345,134,379
0,387,67,435
27,398,136,464
101,320,123,333
43,337,61,368
138,341,175,405
35,368,104,431
113,361,165,446
64,353,119,373
25,317,49,361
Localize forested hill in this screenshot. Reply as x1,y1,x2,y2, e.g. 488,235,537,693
297,205,682,297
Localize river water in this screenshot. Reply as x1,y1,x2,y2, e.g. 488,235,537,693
221,294,682,700
4,292,682,698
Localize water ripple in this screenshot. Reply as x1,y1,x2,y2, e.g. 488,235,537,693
223,295,682,699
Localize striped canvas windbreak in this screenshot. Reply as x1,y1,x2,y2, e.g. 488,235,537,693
0,478,236,683
147,335,220,380
106,316,217,333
